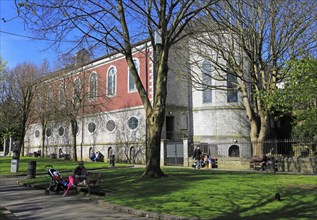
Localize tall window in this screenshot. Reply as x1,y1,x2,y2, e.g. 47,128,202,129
60,82,66,108
227,68,238,103
35,92,41,111
107,67,116,96
202,60,212,103
128,59,140,92
47,87,53,109
89,72,98,99
74,78,81,104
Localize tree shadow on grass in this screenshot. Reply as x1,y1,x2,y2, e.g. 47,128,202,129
98,168,317,219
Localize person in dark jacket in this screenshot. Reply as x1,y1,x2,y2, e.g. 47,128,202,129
193,146,202,169
63,161,87,197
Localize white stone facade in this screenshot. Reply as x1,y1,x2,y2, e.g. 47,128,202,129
23,38,252,162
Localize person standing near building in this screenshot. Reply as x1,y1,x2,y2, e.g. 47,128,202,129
193,146,202,169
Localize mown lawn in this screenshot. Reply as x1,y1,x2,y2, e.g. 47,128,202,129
1,156,316,219
0,156,110,175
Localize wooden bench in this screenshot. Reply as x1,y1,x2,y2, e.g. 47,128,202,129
77,172,102,195
250,158,263,170
250,156,279,172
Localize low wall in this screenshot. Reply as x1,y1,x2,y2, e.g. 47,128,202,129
277,157,317,174
216,157,251,170
216,157,317,174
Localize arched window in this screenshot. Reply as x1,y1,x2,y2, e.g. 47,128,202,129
130,146,135,163
128,59,140,92
202,60,212,103
107,67,116,96
47,87,53,109
60,82,66,108
73,78,81,104
89,72,98,99
229,145,240,157
35,129,40,139
35,92,41,111
89,147,94,158
227,64,238,103
46,128,52,138
58,126,65,136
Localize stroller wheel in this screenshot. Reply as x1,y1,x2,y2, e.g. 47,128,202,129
44,189,49,195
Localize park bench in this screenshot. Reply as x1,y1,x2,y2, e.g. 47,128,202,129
250,156,279,172
250,157,263,170
77,172,103,195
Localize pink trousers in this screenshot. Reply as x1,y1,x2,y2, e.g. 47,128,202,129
64,176,75,195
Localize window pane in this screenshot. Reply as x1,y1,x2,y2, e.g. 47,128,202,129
129,71,135,91
35,130,40,138
107,67,116,96
89,73,97,99
106,120,116,132
60,83,66,108
58,126,65,136
74,78,81,104
227,72,238,103
128,117,138,130
202,61,212,103
46,128,52,137
128,59,139,92
88,122,96,133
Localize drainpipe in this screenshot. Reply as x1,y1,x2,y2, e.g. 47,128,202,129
145,42,149,164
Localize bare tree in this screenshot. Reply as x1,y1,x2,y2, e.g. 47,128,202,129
115,110,146,164
0,58,19,153
32,60,58,157
184,0,317,157
16,0,217,177
49,58,109,161
4,62,41,157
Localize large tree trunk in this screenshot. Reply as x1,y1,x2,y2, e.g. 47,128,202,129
249,118,268,158
142,109,166,178
141,47,169,178
242,82,269,158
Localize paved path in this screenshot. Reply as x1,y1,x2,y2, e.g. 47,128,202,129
0,176,147,220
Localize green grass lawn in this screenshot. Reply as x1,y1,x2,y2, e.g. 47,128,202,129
0,156,110,175
1,156,316,219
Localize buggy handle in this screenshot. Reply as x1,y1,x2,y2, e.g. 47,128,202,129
45,164,53,170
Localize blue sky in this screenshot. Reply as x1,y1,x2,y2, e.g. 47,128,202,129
0,0,58,69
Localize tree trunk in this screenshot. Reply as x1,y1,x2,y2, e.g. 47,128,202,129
19,120,27,157
142,109,166,178
141,48,169,178
71,119,78,161
242,81,269,158
249,112,269,158
41,126,45,157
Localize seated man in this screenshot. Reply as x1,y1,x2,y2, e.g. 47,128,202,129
95,151,100,161
260,156,268,171
95,151,104,162
63,161,88,197
90,152,96,162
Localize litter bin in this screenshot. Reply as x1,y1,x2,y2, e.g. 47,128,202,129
109,155,115,167
11,159,19,173
27,161,37,179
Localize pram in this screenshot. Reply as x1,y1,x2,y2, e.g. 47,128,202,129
44,165,68,195
192,160,206,168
